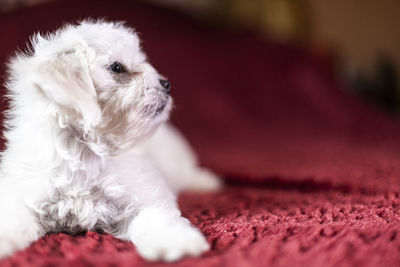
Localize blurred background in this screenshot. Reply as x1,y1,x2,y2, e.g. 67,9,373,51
1,0,400,183
2,0,400,113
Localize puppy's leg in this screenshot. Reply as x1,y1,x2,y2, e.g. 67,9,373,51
107,155,210,262
0,181,43,259
138,123,222,192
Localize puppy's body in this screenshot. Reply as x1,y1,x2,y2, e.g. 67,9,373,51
0,21,220,261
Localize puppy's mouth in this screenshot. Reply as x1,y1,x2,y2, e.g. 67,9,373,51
141,95,171,118
155,103,166,115
154,97,170,116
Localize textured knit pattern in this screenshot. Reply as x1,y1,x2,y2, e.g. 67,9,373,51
1,187,400,267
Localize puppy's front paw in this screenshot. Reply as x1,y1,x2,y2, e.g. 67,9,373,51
0,240,15,260
0,236,20,259
0,218,42,259
136,222,209,262
129,211,209,262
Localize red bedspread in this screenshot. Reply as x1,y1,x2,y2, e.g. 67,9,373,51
1,0,400,266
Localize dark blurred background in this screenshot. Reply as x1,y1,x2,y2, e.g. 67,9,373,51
2,0,399,113
1,0,400,184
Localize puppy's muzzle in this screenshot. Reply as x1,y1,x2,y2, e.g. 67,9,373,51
159,79,171,94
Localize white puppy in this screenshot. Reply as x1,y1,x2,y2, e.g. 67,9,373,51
0,20,221,262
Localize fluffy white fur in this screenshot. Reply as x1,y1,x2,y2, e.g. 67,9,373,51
0,20,221,262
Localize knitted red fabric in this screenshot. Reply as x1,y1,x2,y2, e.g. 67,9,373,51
1,1,400,266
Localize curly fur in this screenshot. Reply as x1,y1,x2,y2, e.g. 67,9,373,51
0,20,221,262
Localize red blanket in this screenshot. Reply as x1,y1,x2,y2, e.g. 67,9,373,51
1,1,400,266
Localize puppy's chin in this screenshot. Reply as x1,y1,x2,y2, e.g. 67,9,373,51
135,96,172,136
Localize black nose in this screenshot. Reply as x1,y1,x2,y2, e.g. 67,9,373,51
159,79,171,93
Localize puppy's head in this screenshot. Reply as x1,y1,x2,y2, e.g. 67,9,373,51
11,20,172,151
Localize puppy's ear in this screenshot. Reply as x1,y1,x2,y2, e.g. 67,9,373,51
33,41,101,129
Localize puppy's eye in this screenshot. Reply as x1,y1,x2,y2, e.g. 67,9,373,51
109,62,126,74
